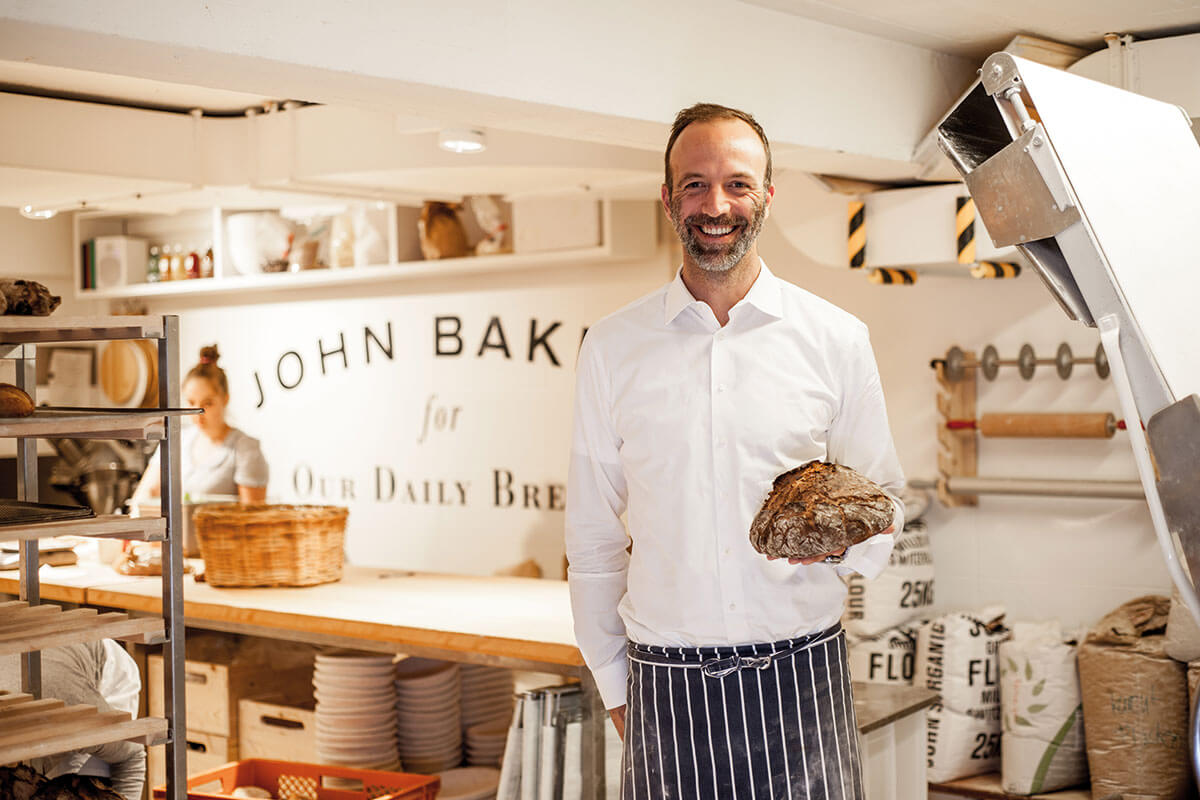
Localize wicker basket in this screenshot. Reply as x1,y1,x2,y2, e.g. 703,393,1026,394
193,504,348,588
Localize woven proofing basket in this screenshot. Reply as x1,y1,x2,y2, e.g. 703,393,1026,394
193,504,348,588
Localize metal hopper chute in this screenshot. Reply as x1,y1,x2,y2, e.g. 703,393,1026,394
937,52,1200,772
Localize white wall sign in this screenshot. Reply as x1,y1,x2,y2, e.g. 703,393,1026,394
176,279,656,577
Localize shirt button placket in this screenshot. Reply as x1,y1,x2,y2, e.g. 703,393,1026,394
712,327,741,633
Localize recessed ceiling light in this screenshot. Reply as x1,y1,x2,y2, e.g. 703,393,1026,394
20,204,58,220
438,128,486,154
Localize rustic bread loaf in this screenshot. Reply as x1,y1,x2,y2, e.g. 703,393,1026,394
0,383,34,417
0,278,60,316
749,461,893,560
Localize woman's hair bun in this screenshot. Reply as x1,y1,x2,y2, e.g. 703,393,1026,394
199,345,221,365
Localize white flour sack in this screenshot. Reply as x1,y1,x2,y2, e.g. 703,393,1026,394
848,621,924,686
842,520,935,639
999,622,1088,794
916,606,1010,783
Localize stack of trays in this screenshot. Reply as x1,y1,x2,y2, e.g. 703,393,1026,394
394,657,463,773
434,766,502,800
313,651,400,770
459,664,515,766
463,721,509,768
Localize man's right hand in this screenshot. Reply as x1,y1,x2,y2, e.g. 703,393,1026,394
609,705,626,741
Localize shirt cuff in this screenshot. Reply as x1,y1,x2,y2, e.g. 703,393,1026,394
590,657,630,710
837,531,895,580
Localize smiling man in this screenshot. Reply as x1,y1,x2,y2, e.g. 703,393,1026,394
565,103,906,798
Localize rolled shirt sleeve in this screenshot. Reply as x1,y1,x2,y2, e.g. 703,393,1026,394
565,335,632,710
827,327,906,580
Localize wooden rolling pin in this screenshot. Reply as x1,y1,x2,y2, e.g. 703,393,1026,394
949,412,1122,438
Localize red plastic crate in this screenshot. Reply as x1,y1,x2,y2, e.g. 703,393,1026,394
152,759,440,800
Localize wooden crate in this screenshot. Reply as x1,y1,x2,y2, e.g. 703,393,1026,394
238,696,318,763
148,638,312,738
147,730,233,794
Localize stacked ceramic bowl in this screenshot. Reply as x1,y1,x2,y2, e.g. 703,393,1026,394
459,665,515,766
313,651,400,770
394,657,463,773
434,766,502,800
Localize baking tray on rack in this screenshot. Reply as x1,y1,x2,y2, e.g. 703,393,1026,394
0,501,95,526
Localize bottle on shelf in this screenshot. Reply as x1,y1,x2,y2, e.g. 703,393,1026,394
146,246,160,283
169,244,184,281
201,244,214,279
185,244,201,280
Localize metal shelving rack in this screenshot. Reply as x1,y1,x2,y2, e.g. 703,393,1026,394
0,315,192,799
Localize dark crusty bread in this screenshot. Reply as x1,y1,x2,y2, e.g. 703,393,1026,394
749,461,893,559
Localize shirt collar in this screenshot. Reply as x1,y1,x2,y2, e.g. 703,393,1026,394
663,259,784,326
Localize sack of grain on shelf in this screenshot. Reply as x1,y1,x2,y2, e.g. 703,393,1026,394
847,620,925,686
842,520,935,639
915,606,1009,783
998,621,1088,795
1077,595,1191,800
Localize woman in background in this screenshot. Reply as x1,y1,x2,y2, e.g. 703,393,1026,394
133,345,268,503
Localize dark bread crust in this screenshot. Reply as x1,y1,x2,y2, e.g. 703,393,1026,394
749,461,893,559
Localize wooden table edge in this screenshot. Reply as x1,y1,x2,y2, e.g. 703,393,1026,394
85,584,586,671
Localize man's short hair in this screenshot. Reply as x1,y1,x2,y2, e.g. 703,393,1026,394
664,103,772,197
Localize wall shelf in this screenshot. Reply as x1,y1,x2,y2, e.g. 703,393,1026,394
77,245,626,301
73,198,657,303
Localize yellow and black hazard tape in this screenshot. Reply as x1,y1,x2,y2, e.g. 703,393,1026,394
956,196,976,264
970,261,1021,279
868,268,916,285
847,201,865,268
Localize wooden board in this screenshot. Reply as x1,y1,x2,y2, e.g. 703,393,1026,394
0,514,165,541
87,566,585,670
0,315,165,343
852,682,938,734
0,691,167,763
0,600,163,654
0,407,196,440
931,772,1091,799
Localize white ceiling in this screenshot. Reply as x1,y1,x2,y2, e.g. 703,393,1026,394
0,2,1196,210
741,0,1200,59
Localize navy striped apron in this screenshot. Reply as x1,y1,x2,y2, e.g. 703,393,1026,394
621,625,863,800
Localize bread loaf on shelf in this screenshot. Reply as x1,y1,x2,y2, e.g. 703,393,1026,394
0,383,34,417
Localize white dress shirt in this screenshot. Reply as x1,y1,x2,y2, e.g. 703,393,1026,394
565,262,906,709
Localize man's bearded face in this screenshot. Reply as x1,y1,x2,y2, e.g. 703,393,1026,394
669,190,768,274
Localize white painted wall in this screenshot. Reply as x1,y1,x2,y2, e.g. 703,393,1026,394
138,249,674,579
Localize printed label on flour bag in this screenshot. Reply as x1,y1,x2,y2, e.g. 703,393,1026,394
843,520,935,639
916,607,1010,783
848,622,925,685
